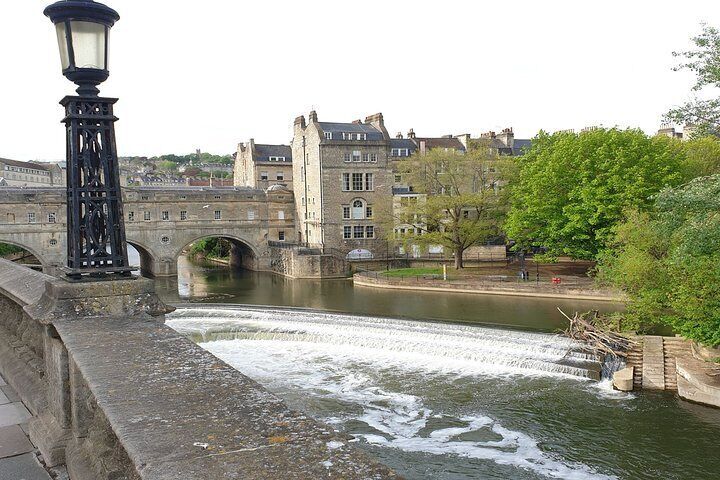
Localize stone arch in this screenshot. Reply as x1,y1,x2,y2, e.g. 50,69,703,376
0,240,47,269
125,238,161,278
177,234,261,272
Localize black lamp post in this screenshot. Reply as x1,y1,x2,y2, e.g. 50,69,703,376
45,0,132,278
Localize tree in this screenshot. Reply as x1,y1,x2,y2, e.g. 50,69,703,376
505,128,686,259
391,141,512,269
157,160,178,172
598,175,720,346
682,135,720,178
665,24,720,137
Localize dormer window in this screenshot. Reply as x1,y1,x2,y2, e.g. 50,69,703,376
268,156,286,162
324,132,332,140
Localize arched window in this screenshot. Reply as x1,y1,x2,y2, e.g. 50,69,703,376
352,199,364,219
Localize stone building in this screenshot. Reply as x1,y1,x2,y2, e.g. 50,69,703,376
234,139,293,190
291,111,393,255
0,158,64,187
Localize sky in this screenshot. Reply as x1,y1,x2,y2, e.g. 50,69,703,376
2,0,720,161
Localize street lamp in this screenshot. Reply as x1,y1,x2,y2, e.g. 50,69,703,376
44,0,132,278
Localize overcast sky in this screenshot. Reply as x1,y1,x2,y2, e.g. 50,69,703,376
2,0,719,161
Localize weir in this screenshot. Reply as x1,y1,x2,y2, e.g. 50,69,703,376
0,259,398,479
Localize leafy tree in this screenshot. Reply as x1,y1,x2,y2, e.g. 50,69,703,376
665,24,720,137
189,238,231,259
0,243,23,256
505,128,686,259
682,135,720,178
598,175,720,346
157,160,178,172
391,141,512,269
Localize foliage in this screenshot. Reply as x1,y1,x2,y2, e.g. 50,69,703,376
682,135,720,178
598,175,720,346
665,24,720,137
0,243,23,256
157,160,178,172
391,140,513,268
505,128,686,259
189,238,231,259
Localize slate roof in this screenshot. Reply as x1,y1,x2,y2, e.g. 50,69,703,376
389,139,417,150
512,139,532,156
318,122,384,140
0,158,51,171
254,144,292,163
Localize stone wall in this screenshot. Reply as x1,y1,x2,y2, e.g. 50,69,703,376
269,246,349,278
0,259,396,479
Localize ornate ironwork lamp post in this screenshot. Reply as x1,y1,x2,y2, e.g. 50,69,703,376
44,0,132,279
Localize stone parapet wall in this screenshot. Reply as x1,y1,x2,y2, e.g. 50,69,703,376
0,259,396,479
269,246,349,278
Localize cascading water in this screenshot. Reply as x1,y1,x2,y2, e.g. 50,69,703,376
167,306,626,479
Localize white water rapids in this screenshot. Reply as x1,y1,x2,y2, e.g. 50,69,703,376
168,306,618,480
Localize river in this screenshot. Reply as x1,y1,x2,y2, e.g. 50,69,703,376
136,251,720,479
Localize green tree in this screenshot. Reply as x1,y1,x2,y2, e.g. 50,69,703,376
505,128,685,259
598,175,720,346
682,135,720,178
157,160,178,172
665,24,720,137
391,141,512,269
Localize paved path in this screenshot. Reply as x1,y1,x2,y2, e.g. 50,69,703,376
0,373,61,480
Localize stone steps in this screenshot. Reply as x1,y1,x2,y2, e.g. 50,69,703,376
662,337,691,391
626,346,643,388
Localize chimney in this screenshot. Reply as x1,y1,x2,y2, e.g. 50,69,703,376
496,128,514,148
294,115,306,129
352,119,362,124
480,131,496,139
364,112,389,139
420,140,427,156
407,128,416,139
396,132,403,139
455,134,470,149
308,110,318,123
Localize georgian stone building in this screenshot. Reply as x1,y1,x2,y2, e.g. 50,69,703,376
234,139,293,190
0,158,64,187
291,111,394,252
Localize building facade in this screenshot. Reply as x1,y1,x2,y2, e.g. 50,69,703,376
0,158,64,187
291,111,393,254
235,140,293,190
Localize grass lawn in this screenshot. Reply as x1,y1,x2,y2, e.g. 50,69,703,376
383,267,443,278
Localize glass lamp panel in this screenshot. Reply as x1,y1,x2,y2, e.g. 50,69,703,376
69,21,106,69
54,23,71,70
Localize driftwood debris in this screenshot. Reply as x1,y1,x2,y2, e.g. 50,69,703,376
558,308,636,358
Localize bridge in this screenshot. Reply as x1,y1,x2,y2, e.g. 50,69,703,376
0,186,296,277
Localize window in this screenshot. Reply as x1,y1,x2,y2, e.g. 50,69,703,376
162,211,169,221
324,132,332,140
352,173,363,191
48,213,56,223
342,173,351,191
144,211,151,221
344,226,352,239
49,239,58,247
343,153,351,163
352,150,361,162
394,174,402,183
366,206,373,219
141,195,149,200
366,226,375,239
342,206,351,219
269,156,286,162
365,173,374,191
278,210,285,220
161,236,170,244
463,210,469,219
369,153,377,162
248,210,256,220
28,213,35,223
214,210,221,220
301,196,306,206
362,153,370,162
180,195,187,200
278,231,286,241
180,210,187,220
260,171,269,180
352,200,364,219
391,148,409,157
276,172,284,181
353,226,365,239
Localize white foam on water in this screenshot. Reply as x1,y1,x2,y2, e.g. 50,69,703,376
168,307,601,379
198,336,616,480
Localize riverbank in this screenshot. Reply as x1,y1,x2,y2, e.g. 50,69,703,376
353,271,624,302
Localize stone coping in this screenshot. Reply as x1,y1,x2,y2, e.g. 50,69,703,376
676,356,720,409
0,259,52,306
54,316,399,479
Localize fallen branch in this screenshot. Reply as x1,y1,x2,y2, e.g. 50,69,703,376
558,308,637,358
